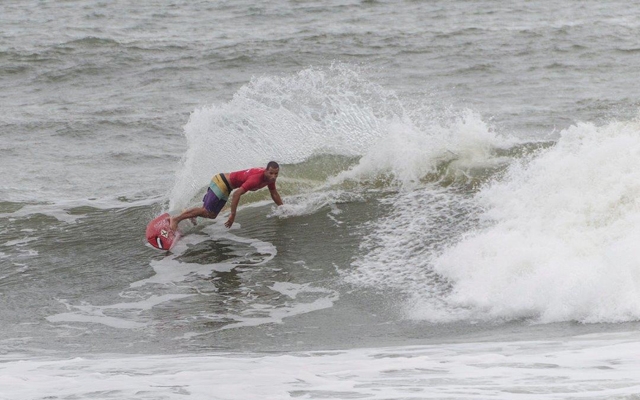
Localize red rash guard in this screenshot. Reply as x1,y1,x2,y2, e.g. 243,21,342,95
228,168,276,192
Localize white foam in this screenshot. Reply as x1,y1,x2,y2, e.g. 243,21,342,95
138,224,339,332
3,331,640,400
46,294,193,329
46,313,147,329
347,117,640,324
169,64,402,211
2,237,37,247
45,225,336,333
2,237,39,260
422,119,640,323
217,293,338,331
344,185,477,323
270,282,333,299
268,189,363,220
332,109,513,189
134,222,277,287
196,282,339,332
0,204,83,224
0,196,163,223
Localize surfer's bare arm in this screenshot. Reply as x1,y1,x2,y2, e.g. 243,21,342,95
270,187,283,206
225,187,246,228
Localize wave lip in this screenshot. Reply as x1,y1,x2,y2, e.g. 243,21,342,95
169,64,403,210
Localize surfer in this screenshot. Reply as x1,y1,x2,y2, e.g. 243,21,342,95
169,161,283,231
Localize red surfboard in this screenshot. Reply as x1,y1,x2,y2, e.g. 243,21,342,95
146,213,180,250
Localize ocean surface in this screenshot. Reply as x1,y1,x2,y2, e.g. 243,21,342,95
3,0,640,398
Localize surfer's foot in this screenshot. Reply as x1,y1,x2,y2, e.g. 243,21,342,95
169,217,179,232
189,217,197,226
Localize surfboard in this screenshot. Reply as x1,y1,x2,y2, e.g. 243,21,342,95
145,212,180,250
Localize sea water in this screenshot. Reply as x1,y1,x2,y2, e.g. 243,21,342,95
3,0,640,398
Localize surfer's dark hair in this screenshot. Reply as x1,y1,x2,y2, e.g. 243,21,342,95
266,161,280,170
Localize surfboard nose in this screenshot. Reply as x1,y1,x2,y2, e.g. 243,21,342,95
146,213,178,250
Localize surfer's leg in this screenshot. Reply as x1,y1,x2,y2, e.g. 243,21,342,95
170,189,226,231
169,207,209,231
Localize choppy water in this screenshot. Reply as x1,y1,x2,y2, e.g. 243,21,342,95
3,0,640,398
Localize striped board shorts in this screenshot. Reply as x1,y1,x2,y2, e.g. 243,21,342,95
203,173,232,214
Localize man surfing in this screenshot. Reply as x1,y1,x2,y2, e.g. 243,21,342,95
169,161,283,231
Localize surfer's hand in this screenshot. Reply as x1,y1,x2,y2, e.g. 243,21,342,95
225,214,235,228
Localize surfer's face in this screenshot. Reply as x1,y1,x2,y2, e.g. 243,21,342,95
264,167,279,183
